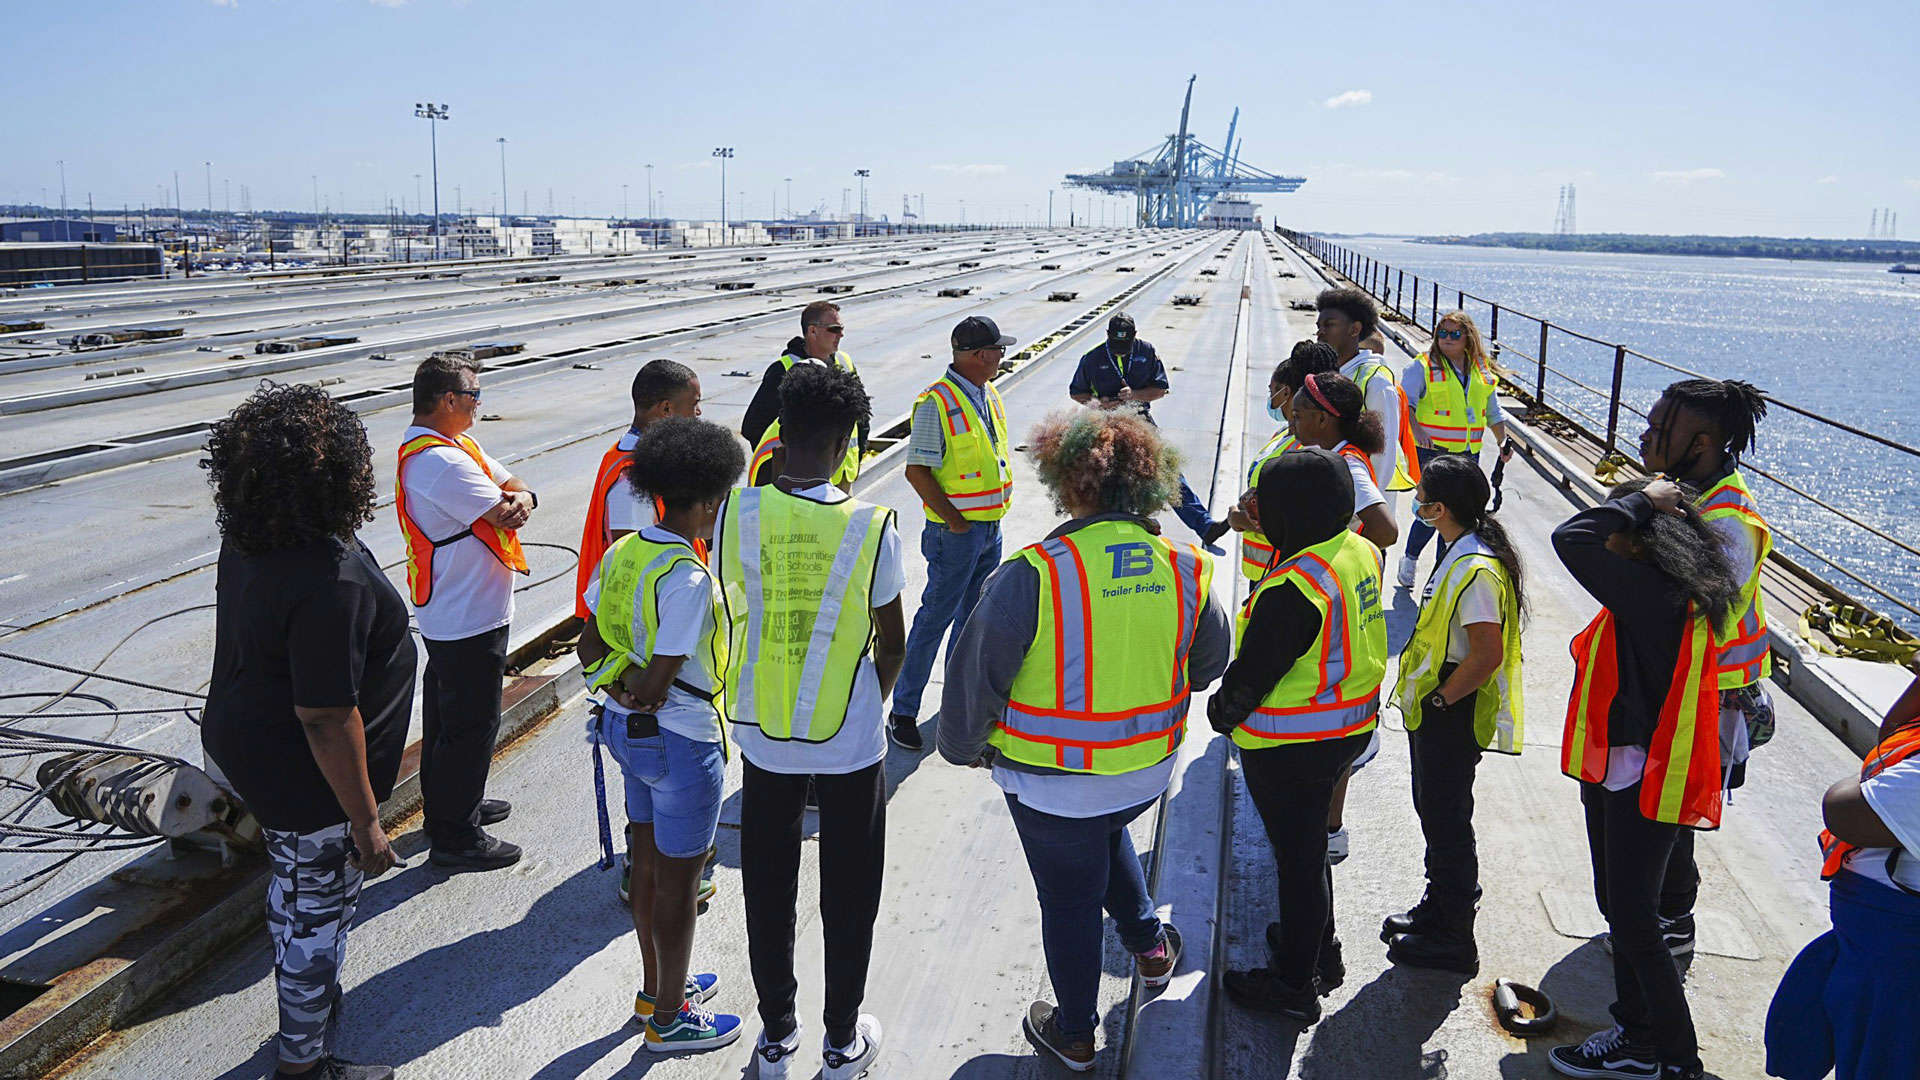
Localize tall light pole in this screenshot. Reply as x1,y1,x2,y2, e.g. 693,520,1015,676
496,137,509,253
622,183,629,220
57,160,68,241
711,147,733,240
414,101,449,257
854,169,870,234
204,161,213,218
784,176,793,219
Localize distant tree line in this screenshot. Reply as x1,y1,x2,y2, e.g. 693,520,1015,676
1415,232,1920,264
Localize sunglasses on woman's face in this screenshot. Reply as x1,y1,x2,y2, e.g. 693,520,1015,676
1436,328,1464,341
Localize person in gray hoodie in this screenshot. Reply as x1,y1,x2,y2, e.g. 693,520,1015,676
939,409,1230,1072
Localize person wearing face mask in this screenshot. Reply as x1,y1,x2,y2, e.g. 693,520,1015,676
1213,447,1388,1025
887,316,1019,752
1068,312,1230,554
1227,341,1341,580
1381,454,1527,977
1396,312,1515,591
742,301,868,488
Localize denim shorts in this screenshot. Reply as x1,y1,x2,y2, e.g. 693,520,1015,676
599,708,725,859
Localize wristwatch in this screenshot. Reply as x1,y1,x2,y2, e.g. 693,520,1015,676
1427,690,1452,711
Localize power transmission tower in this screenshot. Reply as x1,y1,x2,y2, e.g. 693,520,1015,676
1554,184,1577,235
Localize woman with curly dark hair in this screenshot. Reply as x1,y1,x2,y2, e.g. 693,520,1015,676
200,382,413,1080
1548,475,1737,1080
939,409,1230,1071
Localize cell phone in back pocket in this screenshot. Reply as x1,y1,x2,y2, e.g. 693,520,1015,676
626,711,661,740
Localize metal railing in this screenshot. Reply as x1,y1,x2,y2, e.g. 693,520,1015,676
1279,227,1920,631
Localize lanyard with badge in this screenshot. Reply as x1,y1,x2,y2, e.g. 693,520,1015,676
1107,343,1149,417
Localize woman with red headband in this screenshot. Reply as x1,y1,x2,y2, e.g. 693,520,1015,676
1285,372,1399,550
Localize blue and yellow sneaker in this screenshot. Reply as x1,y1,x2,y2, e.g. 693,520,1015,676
646,1000,744,1053
632,974,720,1021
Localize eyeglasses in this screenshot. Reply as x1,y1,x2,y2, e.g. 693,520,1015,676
1436,328,1464,341
451,388,482,400
810,323,846,334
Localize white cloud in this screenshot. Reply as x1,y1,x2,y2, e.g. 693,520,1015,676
1652,168,1726,183
932,164,1008,176
368,0,409,6
208,0,237,7
1323,90,1372,110
1816,175,1840,184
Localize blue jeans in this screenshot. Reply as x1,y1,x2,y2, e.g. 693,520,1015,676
599,708,725,859
891,519,1001,720
1006,794,1163,1042
1766,871,1920,1080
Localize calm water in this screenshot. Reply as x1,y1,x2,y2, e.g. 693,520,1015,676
1341,237,1920,629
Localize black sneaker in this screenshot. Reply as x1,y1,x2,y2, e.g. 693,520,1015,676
1548,1025,1659,1078
1022,1001,1094,1072
276,1056,394,1080
887,714,924,751
1381,895,1439,942
477,798,511,826
429,831,522,872
1599,915,1696,958
1262,925,1342,994
1223,967,1321,1024
1385,930,1479,976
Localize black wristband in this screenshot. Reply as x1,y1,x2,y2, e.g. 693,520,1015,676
528,490,538,509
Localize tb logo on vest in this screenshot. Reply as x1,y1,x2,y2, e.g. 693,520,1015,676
1108,542,1156,579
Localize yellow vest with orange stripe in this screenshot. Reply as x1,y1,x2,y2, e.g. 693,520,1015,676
395,431,528,607
1561,607,1723,828
1238,429,1296,579
915,373,1012,522
1695,471,1772,690
1819,719,1920,885
993,520,1214,774
1231,530,1387,750
1410,351,1499,453
1349,356,1421,491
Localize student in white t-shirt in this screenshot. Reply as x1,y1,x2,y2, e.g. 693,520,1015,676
396,355,535,871
1766,670,1920,1080
710,363,904,1080
576,418,747,1054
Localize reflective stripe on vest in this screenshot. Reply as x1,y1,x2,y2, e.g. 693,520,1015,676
1411,351,1498,453
1392,549,1524,754
395,432,528,607
916,375,1013,522
1560,607,1722,828
1696,472,1772,689
1819,719,1920,886
1350,358,1422,491
750,418,860,488
576,440,706,621
717,487,890,743
1232,530,1387,748
585,535,732,753
1240,430,1296,580
993,521,1214,774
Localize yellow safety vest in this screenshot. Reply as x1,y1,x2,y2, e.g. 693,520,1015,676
1349,357,1420,491
994,520,1214,774
751,351,863,486
1239,429,1296,580
914,373,1012,522
1231,530,1387,749
1695,471,1772,690
1410,351,1499,454
715,487,891,743
1393,545,1524,753
584,534,732,745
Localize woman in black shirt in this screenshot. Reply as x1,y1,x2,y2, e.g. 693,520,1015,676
1548,476,1736,1080
201,382,415,1080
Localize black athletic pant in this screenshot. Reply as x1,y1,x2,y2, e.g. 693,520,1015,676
1597,819,1698,924
1580,781,1700,1070
420,625,509,848
1408,695,1485,918
1239,731,1370,988
742,759,886,1049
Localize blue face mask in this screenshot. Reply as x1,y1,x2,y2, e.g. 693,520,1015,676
1266,394,1287,423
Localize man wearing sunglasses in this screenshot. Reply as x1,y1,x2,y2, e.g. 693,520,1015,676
741,301,869,481
395,354,536,871
1068,312,1230,554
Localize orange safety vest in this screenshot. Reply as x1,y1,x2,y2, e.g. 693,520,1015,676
1335,441,1378,536
395,431,529,607
574,437,707,620
1561,607,1723,828
1819,718,1920,882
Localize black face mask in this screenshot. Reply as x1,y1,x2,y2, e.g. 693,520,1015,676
1108,337,1131,355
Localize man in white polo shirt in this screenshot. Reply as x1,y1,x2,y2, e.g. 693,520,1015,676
395,354,535,871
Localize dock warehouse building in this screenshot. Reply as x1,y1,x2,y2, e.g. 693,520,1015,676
0,242,165,286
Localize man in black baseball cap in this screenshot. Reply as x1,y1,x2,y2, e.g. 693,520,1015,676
886,315,1020,751
1068,310,1230,553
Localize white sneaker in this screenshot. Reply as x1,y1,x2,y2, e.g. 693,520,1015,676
823,1014,883,1080
1325,826,1350,866
1395,555,1417,590
754,1024,801,1079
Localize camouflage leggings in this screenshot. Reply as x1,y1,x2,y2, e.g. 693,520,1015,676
264,822,365,1066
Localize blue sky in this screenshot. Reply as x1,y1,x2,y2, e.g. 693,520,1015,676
9,0,1917,237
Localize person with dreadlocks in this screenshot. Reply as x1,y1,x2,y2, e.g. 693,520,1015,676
1765,663,1920,1080
1629,377,1774,957
1550,476,1739,1080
